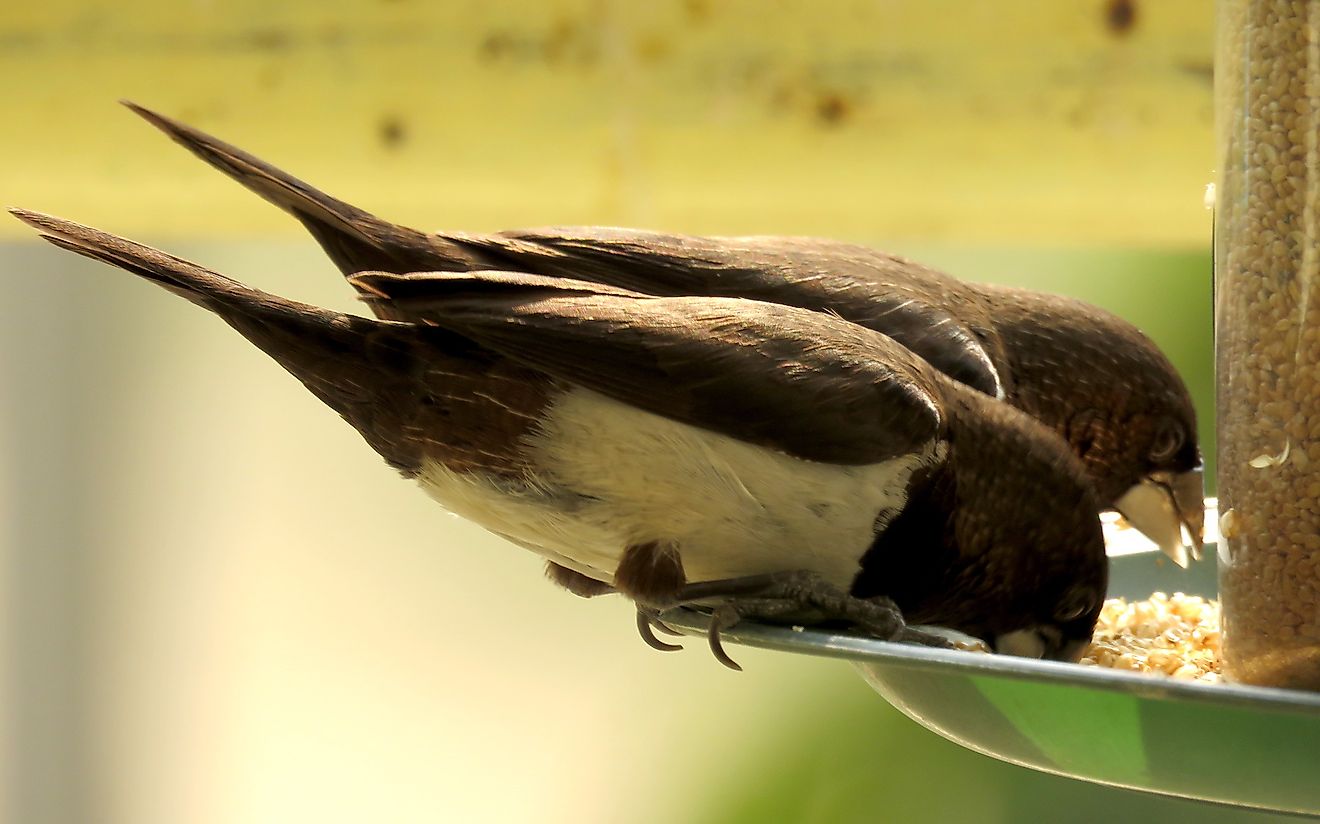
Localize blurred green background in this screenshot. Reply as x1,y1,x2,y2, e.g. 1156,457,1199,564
3,2,1275,823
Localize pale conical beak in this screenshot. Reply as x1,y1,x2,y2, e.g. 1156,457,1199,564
1113,468,1206,567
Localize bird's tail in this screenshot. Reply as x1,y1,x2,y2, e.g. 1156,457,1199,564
121,101,471,278
14,207,314,316
10,208,431,471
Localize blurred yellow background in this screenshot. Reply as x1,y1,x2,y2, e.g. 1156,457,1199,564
1,2,1280,823
3,0,1214,244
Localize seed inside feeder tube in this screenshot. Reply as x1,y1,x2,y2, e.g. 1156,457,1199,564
1216,0,1320,689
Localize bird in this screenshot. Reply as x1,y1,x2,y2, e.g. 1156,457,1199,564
11,209,1109,667
118,101,1205,577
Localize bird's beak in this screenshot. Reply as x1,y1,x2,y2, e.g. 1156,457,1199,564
1113,467,1206,567
991,628,1088,662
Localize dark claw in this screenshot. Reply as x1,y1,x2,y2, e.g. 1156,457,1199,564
896,626,959,650
651,619,684,637
636,609,683,652
634,570,945,670
707,610,743,671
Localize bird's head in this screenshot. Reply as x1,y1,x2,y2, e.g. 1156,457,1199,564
878,387,1109,662
991,582,1105,662
972,285,1204,566
1107,402,1203,567
961,433,1109,663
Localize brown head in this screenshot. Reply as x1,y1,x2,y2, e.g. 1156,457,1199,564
856,376,1108,662
942,388,1109,660
971,284,1203,566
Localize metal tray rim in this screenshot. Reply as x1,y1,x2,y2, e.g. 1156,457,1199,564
659,608,1320,716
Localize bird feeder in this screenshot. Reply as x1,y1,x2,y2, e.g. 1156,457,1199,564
1215,0,1320,689
664,539,1320,817
665,4,1320,812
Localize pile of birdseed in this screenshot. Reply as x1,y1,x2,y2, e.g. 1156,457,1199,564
1215,0,1320,688
1079,593,1222,682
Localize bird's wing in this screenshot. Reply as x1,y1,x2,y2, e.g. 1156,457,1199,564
125,102,1003,398
352,270,945,466
475,228,1009,399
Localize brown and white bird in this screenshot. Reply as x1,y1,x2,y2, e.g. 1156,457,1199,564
119,102,1204,572
11,209,1108,666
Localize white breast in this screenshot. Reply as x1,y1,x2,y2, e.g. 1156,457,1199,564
415,387,943,590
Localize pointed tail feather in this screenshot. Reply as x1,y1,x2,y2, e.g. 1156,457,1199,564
12,207,306,313
9,208,430,471
121,101,478,277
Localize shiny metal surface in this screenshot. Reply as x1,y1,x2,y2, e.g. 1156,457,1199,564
661,545,1320,817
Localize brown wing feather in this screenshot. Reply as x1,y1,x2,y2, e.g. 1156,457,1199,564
474,228,1007,399
353,271,944,466
117,103,986,461
126,103,1003,398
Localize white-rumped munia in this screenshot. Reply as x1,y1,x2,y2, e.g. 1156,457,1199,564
12,208,1108,667
119,102,1203,576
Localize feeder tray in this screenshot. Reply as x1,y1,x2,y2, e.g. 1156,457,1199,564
661,506,1320,818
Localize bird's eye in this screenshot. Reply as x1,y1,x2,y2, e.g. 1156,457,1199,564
1149,419,1185,463
1055,589,1095,623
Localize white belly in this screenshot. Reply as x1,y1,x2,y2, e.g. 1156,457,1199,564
416,387,942,590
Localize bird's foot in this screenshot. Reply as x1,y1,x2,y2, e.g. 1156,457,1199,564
906,624,993,654
670,570,957,671
635,607,685,652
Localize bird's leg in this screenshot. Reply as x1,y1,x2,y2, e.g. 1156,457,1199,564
609,540,693,654
675,570,958,670
545,561,616,598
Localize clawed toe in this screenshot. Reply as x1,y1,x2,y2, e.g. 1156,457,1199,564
895,626,958,649
636,609,683,652
629,570,961,669
707,606,744,671
901,624,989,652
651,618,684,637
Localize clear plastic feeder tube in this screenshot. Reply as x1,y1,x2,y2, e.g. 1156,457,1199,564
1215,0,1320,689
